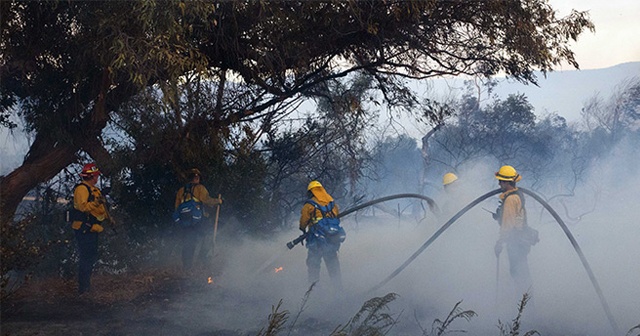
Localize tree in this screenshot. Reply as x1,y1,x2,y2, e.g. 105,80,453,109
1,0,216,224
427,90,561,185
581,77,640,141
370,134,423,195
1,0,594,224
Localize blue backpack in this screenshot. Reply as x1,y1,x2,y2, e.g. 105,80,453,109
307,200,346,245
173,184,203,227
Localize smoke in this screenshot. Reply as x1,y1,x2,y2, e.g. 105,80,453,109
531,136,640,335
160,139,638,335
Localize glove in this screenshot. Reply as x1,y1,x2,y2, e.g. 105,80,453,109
90,224,104,233
494,241,503,257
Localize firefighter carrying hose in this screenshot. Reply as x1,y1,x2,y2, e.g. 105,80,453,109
493,165,539,301
299,181,345,291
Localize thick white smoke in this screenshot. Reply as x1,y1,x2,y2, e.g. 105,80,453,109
163,139,638,335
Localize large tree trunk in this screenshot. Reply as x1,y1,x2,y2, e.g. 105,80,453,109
0,71,120,226
0,139,78,226
1,135,119,227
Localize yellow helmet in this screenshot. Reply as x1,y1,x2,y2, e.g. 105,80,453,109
443,173,458,186
495,165,522,182
307,180,323,190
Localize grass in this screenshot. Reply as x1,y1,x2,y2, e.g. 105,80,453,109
497,292,538,336
415,300,476,336
286,282,315,336
257,299,289,336
256,290,555,336
331,292,400,336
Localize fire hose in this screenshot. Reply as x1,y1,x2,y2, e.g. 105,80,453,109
286,193,440,249
254,194,438,275
365,188,620,336
520,188,620,335
282,190,619,335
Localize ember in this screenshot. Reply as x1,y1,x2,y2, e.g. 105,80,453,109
207,277,213,284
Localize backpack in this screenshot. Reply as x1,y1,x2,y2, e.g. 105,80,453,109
173,184,203,228
66,183,98,223
307,200,346,245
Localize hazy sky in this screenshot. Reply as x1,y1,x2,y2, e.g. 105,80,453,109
549,0,640,70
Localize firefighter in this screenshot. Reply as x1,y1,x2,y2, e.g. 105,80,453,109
70,163,111,295
440,172,460,217
443,172,458,189
174,168,222,271
299,180,344,291
493,165,533,299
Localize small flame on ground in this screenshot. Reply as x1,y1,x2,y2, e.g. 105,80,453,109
208,277,213,284
274,266,283,273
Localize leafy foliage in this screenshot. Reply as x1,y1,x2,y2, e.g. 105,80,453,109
426,82,580,190
2,0,596,225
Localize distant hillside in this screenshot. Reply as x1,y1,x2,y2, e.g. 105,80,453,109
391,62,639,140
422,62,640,124
492,62,640,122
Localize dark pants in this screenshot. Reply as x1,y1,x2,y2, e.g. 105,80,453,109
507,241,532,297
306,243,343,291
181,227,199,270
181,220,213,270
75,229,99,294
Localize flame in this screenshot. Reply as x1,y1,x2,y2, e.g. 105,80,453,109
208,277,213,284
274,266,283,273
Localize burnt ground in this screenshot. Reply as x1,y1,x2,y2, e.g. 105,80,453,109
1,266,345,336
1,268,239,336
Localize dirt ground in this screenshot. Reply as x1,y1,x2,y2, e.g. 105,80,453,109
1,268,238,336
1,264,348,336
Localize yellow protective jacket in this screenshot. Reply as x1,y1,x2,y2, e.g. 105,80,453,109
498,188,526,241
299,187,339,231
175,183,221,217
72,182,108,230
